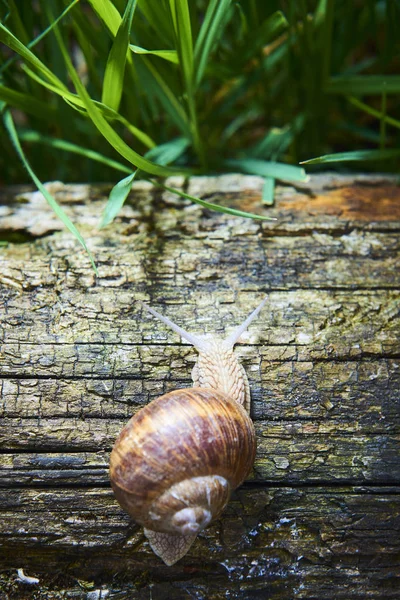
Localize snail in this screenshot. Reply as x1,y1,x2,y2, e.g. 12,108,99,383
109,298,266,565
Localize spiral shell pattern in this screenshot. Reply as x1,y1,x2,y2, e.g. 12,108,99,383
109,387,256,533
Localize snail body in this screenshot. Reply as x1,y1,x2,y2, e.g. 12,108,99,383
110,298,266,565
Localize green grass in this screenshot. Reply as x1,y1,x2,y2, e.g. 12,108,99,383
0,0,399,270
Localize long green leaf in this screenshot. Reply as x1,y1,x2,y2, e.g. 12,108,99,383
314,0,329,25
19,130,132,174
148,180,276,221
0,0,80,75
301,149,400,164
6,0,29,45
262,177,275,205
130,44,178,64
2,107,98,274
53,24,181,177
22,64,156,149
168,0,202,161
136,0,173,46
326,75,400,95
243,11,288,61
194,0,233,88
248,115,305,159
226,159,308,182
86,0,137,91
348,97,400,131
317,0,334,84
0,84,57,120
138,56,190,135
145,137,189,165
0,22,68,92
86,0,121,36
102,0,137,110
100,137,190,228
169,0,193,87
100,171,138,228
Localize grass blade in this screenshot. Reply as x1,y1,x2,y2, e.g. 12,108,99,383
243,11,288,60
22,65,156,149
136,0,173,46
0,0,80,75
226,159,308,182
249,115,305,159
317,0,334,84
262,177,275,205
101,0,137,110
100,171,137,228
326,75,400,95
86,0,121,36
168,0,204,164
0,21,67,92
194,0,233,88
348,96,400,131
169,0,193,87
148,180,276,221
138,56,190,136
0,84,57,120
145,137,189,165
5,0,29,45
53,26,182,176
130,44,178,64
301,149,400,164
99,136,190,228
19,130,132,174
380,89,387,149
2,107,98,274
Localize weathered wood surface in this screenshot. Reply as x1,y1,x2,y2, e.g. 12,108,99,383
0,173,399,599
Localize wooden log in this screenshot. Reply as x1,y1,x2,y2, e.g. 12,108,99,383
0,487,399,599
0,173,399,598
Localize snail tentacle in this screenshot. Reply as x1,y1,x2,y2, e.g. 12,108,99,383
224,297,268,347
140,302,210,352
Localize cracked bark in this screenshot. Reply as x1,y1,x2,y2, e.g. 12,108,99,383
0,173,399,599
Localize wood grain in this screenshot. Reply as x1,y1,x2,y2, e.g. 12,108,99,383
0,173,399,599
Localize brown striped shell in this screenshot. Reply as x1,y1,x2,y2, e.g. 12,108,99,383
109,387,256,535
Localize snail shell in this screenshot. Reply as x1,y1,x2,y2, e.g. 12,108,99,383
110,388,256,535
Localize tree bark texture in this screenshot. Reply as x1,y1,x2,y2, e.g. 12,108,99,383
0,173,399,599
